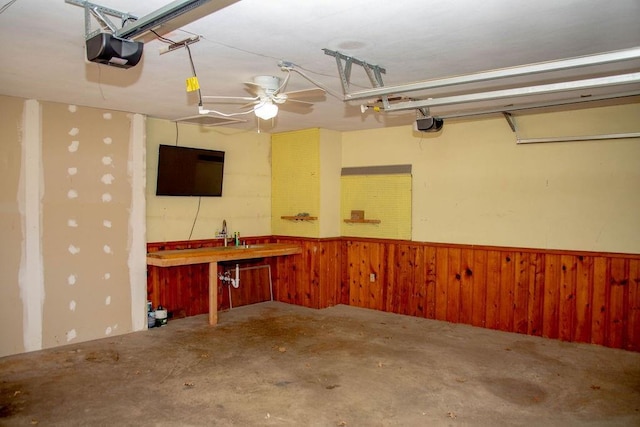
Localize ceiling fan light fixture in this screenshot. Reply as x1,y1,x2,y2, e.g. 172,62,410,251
254,101,278,120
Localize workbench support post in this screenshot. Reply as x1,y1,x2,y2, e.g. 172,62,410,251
209,261,218,325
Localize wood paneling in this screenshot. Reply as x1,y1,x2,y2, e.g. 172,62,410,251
148,236,640,352
271,237,343,309
340,238,640,352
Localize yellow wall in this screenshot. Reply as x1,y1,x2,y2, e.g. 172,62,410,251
342,102,640,253
319,129,342,237
341,174,412,240
146,118,272,242
271,129,321,237
271,128,342,238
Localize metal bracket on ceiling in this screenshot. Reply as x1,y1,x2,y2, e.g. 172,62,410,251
322,48,390,109
323,46,640,120
65,0,138,40
503,112,517,133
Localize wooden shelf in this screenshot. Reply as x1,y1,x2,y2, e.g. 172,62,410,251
281,215,318,221
343,219,381,224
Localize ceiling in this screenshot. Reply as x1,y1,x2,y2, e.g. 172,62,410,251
1,0,639,133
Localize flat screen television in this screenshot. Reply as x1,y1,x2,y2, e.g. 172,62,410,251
156,144,225,197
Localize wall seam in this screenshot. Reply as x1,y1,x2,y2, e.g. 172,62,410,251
18,99,44,352
128,113,147,331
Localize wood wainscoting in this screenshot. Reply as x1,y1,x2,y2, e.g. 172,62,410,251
340,238,640,352
147,237,639,351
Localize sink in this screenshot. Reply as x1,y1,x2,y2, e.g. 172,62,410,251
212,244,265,250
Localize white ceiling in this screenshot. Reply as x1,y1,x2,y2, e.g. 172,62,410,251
1,0,639,133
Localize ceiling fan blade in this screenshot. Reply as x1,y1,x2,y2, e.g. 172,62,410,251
239,100,260,109
286,98,314,105
278,101,315,115
201,95,259,103
281,88,326,100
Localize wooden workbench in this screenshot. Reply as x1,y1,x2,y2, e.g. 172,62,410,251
147,243,302,325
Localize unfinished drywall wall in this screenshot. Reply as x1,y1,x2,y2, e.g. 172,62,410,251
0,96,146,357
0,96,26,356
342,102,640,254
146,118,271,243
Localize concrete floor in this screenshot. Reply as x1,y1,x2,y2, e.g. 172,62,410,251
1,302,639,426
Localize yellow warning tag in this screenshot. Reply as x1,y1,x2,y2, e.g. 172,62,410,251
186,76,200,92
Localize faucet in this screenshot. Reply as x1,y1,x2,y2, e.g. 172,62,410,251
221,220,229,247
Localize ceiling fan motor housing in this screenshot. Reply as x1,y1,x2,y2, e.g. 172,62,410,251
253,75,281,92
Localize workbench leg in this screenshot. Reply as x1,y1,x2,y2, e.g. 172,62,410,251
209,261,218,326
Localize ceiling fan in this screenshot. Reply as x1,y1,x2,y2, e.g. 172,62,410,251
199,73,326,120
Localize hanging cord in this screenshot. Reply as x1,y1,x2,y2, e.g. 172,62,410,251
184,43,204,109
152,30,257,118
187,197,202,240
0,0,19,14
151,30,203,107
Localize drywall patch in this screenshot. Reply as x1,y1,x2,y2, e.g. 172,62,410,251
68,105,77,113
103,220,112,228
102,193,112,202
18,99,44,353
103,245,112,254
67,274,76,285
67,219,78,227
69,300,76,311
68,245,80,255
103,137,112,145
67,189,78,199
101,173,114,184
103,273,110,280
68,128,79,137
68,167,77,175
68,141,79,152
66,329,76,342
103,113,112,120
105,296,111,305
102,156,112,166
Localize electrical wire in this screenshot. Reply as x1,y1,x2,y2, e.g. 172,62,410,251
149,28,351,116
170,28,359,94
283,67,344,100
187,197,202,240
200,108,256,117
0,0,19,14
151,29,208,111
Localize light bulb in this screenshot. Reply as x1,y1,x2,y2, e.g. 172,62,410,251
254,102,278,120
